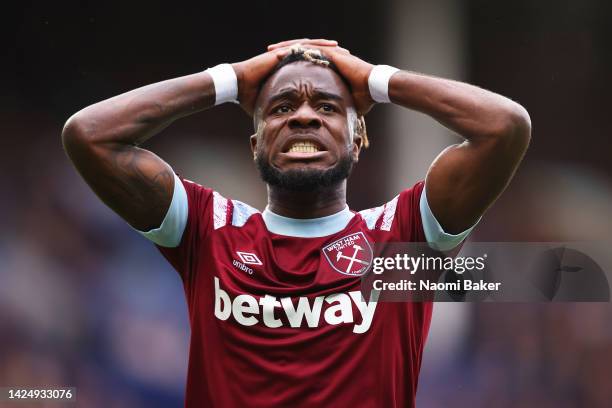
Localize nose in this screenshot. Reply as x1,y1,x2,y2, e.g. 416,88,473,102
288,103,322,129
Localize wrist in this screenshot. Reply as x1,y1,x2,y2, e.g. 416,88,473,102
368,65,400,103
205,63,239,105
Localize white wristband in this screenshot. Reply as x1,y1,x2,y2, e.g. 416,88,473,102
205,63,238,105
368,65,400,103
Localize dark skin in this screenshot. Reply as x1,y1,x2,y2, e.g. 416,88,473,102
251,61,362,218
62,38,530,234
267,39,531,231
62,42,299,230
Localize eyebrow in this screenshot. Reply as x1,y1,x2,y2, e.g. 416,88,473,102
266,88,344,106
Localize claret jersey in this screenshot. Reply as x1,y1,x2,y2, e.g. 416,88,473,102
145,176,472,408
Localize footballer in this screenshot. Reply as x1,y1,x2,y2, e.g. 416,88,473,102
62,38,530,407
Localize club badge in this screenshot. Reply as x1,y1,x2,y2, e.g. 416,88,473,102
322,232,373,276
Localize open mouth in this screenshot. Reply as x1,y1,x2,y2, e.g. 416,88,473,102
282,135,327,155
287,141,321,153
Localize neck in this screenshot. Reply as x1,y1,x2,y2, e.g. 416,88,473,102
267,181,347,219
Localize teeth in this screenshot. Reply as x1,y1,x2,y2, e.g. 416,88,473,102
288,141,320,153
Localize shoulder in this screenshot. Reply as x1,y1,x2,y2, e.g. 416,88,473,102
357,181,425,240
179,179,260,231
211,191,261,230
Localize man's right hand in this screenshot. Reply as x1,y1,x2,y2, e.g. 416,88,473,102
232,49,290,116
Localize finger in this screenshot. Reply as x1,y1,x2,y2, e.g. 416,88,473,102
303,38,338,46
274,47,292,59
296,44,350,54
336,46,351,54
292,44,352,58
267,38,310,50
268,38,338,49
268,38,337,50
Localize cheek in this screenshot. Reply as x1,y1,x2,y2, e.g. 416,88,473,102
327,119,352,145
262,120,287,148
256,137,277,160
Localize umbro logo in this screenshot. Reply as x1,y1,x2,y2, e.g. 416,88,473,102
232,251,262,276
236,251,263,265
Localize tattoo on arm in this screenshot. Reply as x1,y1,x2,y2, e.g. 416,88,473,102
100,145,175,231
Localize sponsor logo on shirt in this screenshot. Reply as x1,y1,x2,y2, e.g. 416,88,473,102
322,232,373,276
214,277,379,334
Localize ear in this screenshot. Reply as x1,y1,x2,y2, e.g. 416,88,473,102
250,133,258,159
350,115,366,162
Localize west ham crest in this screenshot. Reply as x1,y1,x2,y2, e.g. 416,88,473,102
323,232,373,276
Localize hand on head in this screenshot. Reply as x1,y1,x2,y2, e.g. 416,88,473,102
233,39,375,116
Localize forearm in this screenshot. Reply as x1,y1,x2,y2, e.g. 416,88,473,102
63,71,216,146
388,71,530,142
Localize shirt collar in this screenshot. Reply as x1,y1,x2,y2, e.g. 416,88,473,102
262,206,354,238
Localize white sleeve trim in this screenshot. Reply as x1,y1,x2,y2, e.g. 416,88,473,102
419,184,480,251
137,173,188,248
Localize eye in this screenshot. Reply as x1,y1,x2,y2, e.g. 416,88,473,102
319,103,336,112
275,105,293,114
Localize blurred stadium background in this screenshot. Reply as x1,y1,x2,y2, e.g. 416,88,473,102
3,1,612,406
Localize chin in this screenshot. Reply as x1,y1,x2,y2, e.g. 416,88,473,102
257,154,354,192
278,162,333,172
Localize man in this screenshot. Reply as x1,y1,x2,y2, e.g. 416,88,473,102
62,38,530,407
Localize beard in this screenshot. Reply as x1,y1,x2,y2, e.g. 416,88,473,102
255,152,354,192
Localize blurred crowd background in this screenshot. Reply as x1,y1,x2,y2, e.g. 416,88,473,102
3,0,612,407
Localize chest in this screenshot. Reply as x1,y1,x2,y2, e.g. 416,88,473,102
191,222,393,334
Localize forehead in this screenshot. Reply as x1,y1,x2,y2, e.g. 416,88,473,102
259,61,353,104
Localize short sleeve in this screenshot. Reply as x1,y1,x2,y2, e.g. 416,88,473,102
419,183,479,251
394,181,428,243
137,173,188,248
156,177,214,282
390,180,478,251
